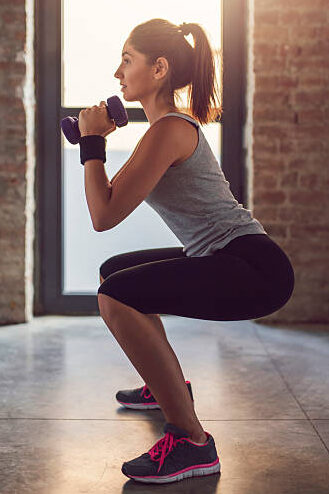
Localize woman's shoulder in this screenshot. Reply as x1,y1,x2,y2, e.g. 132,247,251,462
159,115,200,167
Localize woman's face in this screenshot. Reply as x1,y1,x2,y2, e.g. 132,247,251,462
114,41,168,102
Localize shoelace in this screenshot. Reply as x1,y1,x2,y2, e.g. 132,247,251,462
148,432,185,473
140,384,152,399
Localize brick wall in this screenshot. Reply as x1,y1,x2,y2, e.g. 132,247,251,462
0,0,35,325
249,0,329,325
0,1,328,325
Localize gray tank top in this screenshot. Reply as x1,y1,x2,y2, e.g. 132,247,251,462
144,112,267,256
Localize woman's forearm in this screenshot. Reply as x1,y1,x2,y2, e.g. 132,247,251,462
84,159,112,231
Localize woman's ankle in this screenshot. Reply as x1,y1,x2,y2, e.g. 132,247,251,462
190,432,208,444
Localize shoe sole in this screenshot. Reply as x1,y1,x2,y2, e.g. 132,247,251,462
123,457,221,483
117,399,194,410
117,401,162,410
117,381,194,410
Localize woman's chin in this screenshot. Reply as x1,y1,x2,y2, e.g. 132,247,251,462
123,94,138,103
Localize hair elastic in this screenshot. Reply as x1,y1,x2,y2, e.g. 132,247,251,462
178,22,191,36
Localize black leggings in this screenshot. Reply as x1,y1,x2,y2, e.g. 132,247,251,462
98,233,295,321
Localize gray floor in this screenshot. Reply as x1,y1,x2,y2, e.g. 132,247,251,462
0,315,329,493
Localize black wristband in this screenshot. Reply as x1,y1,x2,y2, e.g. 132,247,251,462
79,135,107,165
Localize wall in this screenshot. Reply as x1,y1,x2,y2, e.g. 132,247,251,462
248,0,329,324
0,0,35,325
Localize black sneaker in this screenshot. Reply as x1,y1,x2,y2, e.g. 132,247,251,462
116,381,194,410
121,422,221,483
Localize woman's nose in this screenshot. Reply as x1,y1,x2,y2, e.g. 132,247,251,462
114,67,122,79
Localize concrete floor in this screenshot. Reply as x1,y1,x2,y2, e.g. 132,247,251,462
0,315,328,493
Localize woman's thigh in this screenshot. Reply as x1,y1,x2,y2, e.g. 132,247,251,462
99,247,185,280
98,234,295,321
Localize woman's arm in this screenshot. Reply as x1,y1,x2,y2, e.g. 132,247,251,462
83,136,144,230
110,136,143,185
84,160,112,231
95,118,183,231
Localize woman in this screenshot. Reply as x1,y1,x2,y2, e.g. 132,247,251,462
78,19,295,485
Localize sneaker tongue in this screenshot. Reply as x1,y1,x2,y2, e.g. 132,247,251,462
164,422,190,439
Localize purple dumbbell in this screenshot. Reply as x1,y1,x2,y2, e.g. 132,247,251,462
61,95,128,145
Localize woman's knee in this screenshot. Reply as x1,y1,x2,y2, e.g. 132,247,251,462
99,258,117,282
99,255,127,283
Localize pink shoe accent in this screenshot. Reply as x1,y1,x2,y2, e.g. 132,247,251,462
140,381,190,401
148,431,187,473
140,384,152,399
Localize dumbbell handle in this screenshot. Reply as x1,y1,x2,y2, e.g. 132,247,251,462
61,95,128,145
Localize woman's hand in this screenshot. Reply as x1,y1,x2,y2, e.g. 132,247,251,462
79,100,117,138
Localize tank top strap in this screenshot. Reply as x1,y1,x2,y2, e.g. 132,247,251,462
163,112,199,128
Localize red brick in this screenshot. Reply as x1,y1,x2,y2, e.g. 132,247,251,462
298,75,326,88
314,25,329,40
0,162,26,173
254,125,287,139
256,75,299,90
255,10,280,24
254,56,287,72
279,139,296,154
278,44,303,58
301,42,327,57
253,206,279,222
290,57,329,70
254,25,290,42
287,158,309,170
254,158,286,172
14,31,25,42
253,136,278,153
2,11,25,23
290,224,329,239
289,190,328,206
0,61,25,73
299,173,318,188
306,11,328,24
289,25,318,39
296,110,324,124
255,174,278,188
254,190,287,206
254,92,291,106
279,10,303,24
295,139,325,153
262,224,288,238
295,91,327,106
294,125,327,139
256,0,281,8
254,44,278,58
280,171,299,188
254,108,297,124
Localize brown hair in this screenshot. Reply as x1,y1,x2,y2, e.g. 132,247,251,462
128,18,223,126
